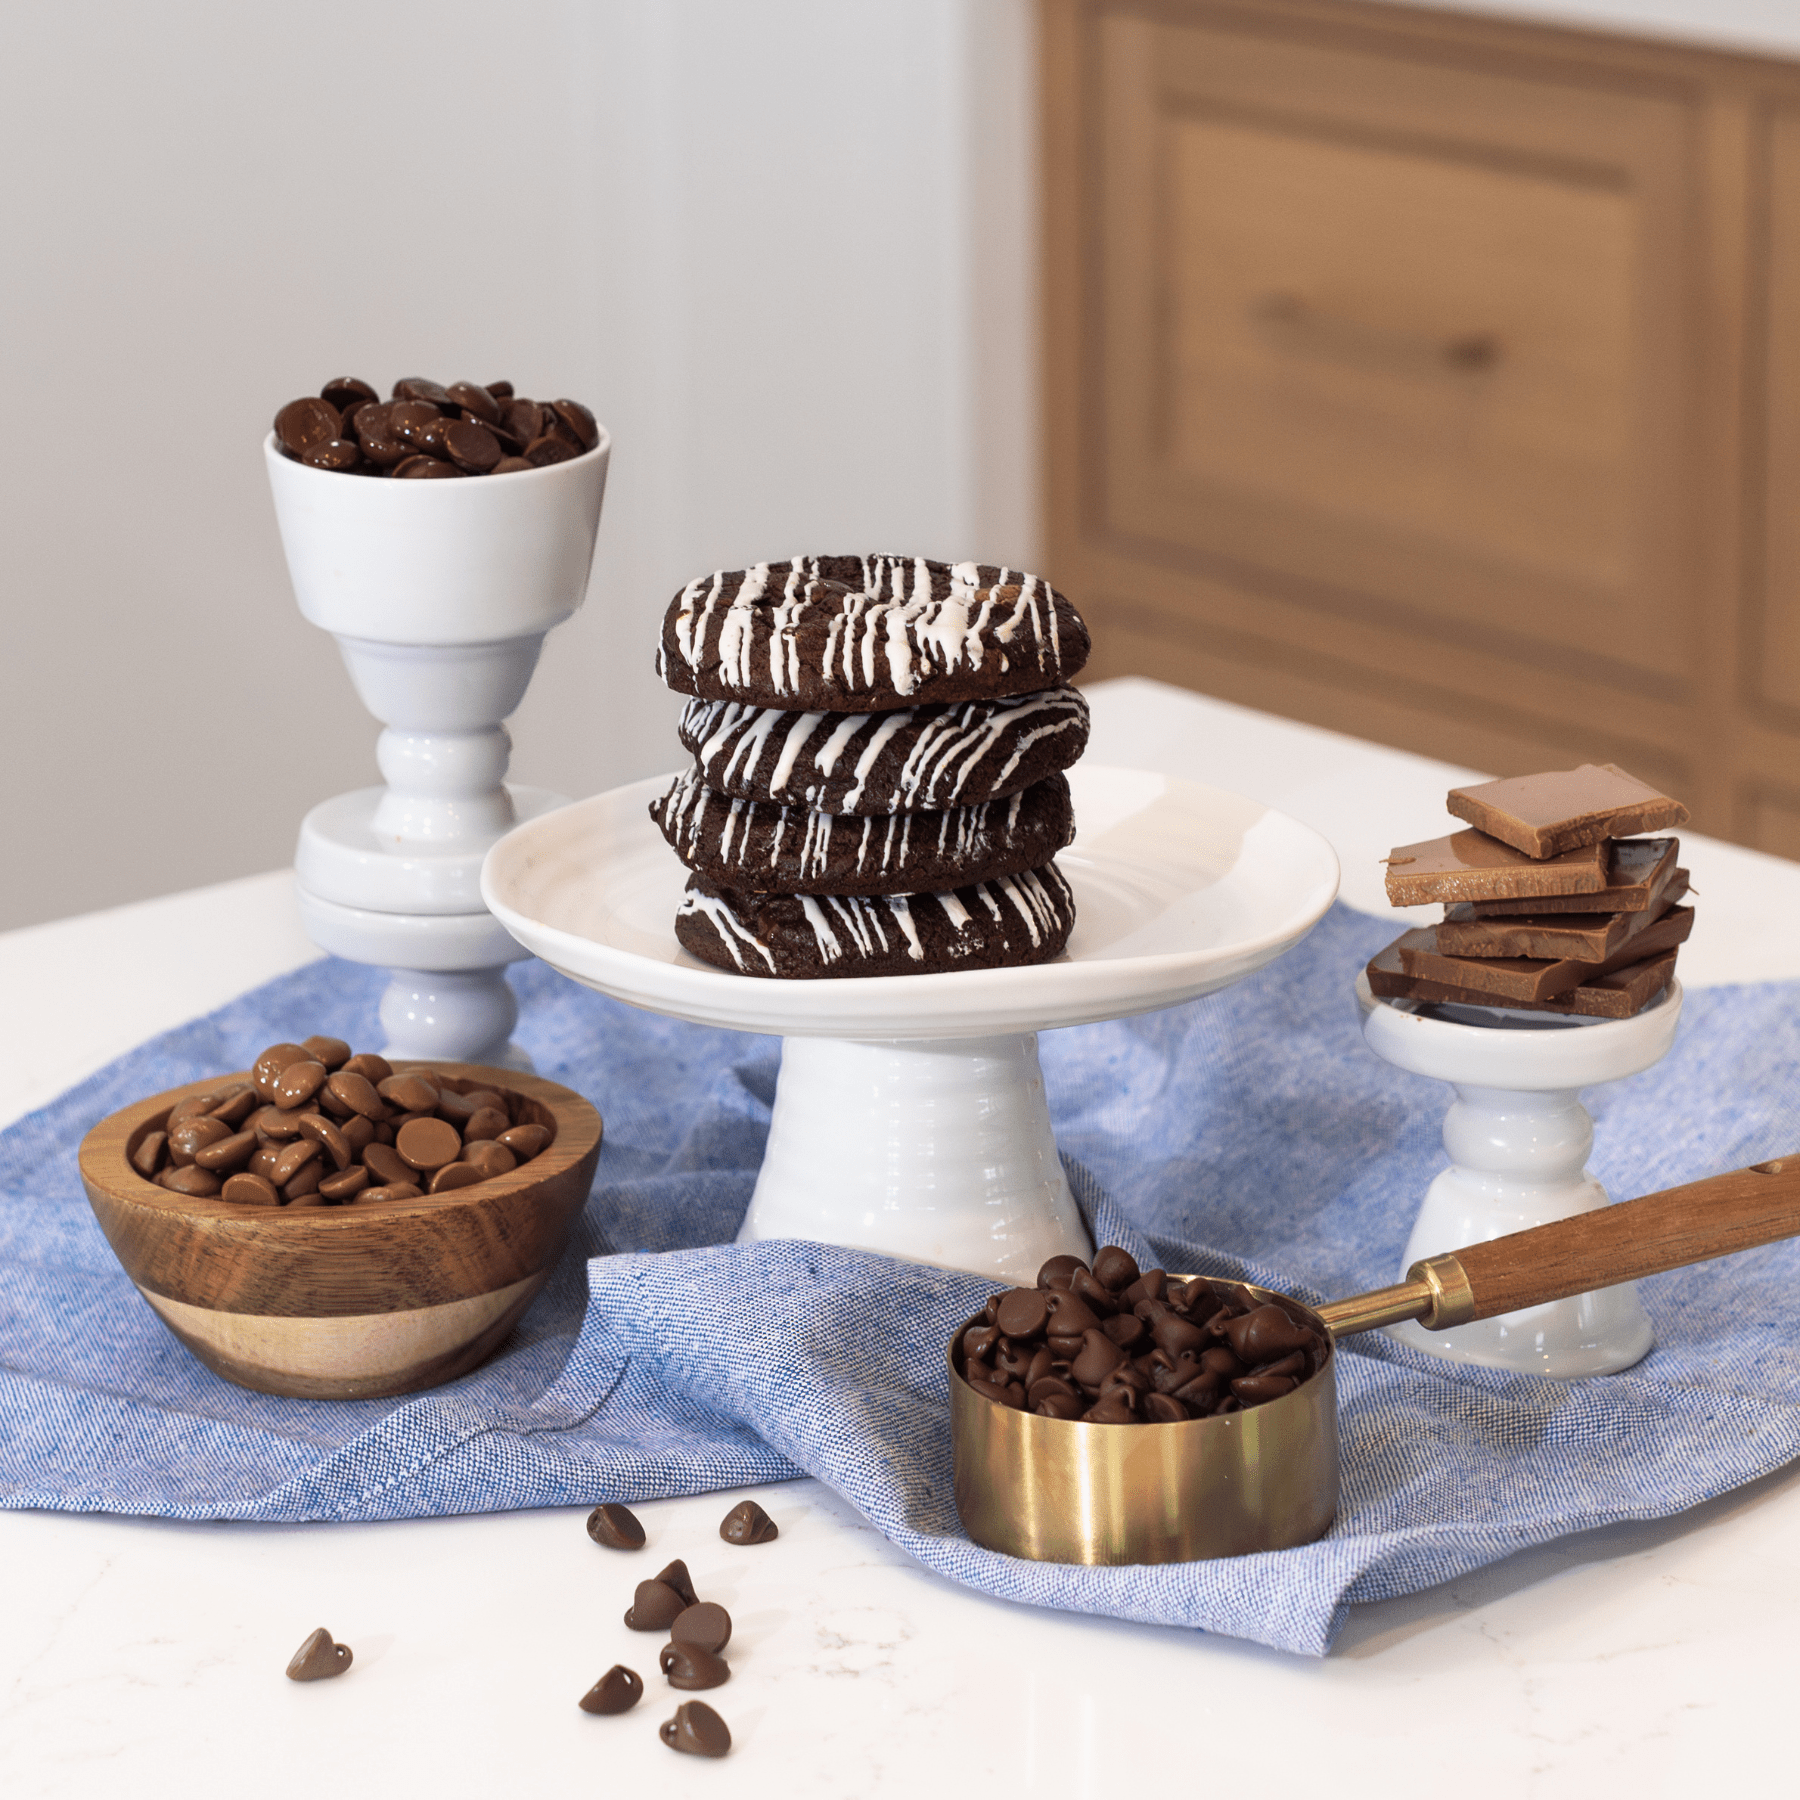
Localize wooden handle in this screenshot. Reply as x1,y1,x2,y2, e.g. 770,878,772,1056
1450,1156,1800,1321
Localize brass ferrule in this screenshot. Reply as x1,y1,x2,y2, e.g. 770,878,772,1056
1314,1252,1474,1337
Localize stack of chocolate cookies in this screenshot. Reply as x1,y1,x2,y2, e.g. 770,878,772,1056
1367,763,1693,1019
650,556,1091,978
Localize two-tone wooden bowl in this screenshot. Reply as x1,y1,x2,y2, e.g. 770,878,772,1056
77,1063,603,1400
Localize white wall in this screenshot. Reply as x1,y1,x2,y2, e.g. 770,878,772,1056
0,0,1036,932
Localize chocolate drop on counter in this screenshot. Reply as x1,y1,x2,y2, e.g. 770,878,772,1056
654,1558,699,1607
670,1601,732,1654
624,1579,687,1632
286,1628,353,1681
586,1502,646,1550
577,1665,643,1714
661,1700,731,1758
719,1498,778,1545
660,1642,730,1691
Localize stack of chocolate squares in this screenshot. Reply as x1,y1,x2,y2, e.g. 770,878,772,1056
1366,763,1693,1019
648,556,1093,979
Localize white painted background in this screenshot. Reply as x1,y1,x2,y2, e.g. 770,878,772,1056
0,0,1037,931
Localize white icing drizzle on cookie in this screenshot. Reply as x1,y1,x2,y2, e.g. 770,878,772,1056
666,557,1077,702
652,769,1055,885
680,686,1088,815
674,886,778,973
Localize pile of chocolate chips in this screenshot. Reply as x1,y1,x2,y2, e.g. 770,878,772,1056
131,1037,555,1206
574,1497,778,1759
955,1246,1327,1423
272,376,599,478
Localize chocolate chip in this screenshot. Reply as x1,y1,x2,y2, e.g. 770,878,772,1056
1231,1373,1298,1404
301,438,361,472
430,1162,486,1193
341,1053,392,1084
659,1641,730,1690
395,1115,461,1171
252,1043,312,1102
995,1287,1049,1339
655,1559,699,1608
624,1580,687,1631
320,377,377,412
578,1665,643,1714
552,398,600,450
719,1499,778,1545
222,1172,281,1206
1037,1254,1087,1290
497,1123,552,1159
492,456,534,475
209,1085,260,1127
285,1628,353,1681
1069,1268,1119,1316
670,1602,732,1654
130,1131,167,1179
377,1072,440,1113
317,1165,370,1202
168,1114,233,1166
1224,1304,1318,1364
393,454,463,479
274,397,342,458
193,1130,257,1174
486,379,514,399
1085,1388,1138,1423
586,1502,646,1550
326,1069,386,1121
283,1160,324,1203
446,380,501,424
661,1699,730,1758
273,1060,329,1111
301,1035,352,1071
1091,1246,1140,1292
1070,1328,1124,1388
523,433,579,467
392,377,454,409
159,1165,221,1197
460,1140,516,1180
441,417,502,473
1142,1392,1190,1423
361,1181,424,1203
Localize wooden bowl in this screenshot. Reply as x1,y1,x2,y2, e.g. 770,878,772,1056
77,1063,603,1400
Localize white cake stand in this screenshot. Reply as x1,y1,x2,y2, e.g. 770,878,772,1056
482,765,1339,1282
1356,972,1683,1376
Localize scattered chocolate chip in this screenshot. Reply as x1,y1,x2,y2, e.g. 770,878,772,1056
578,1665,643,1714
719,1499,778,1545
286,1627,353,1681
586,1502,646,1550
660,1641,731,1691
655,1559,699,1609
661,1699,731,1758
670,1601,732,1654
625,1580,687,1632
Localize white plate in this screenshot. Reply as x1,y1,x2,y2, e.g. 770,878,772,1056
481,764,1340,1041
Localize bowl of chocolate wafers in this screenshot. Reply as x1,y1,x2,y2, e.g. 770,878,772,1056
77,1038,603,1400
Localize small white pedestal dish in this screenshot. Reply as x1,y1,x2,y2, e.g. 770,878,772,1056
266,433,609,1066
483,765,1339,1281
1356,972,1684,1376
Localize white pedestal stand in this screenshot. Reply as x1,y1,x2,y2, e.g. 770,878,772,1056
265,433,609,1065
1356,972,1684,1376
483,766,1342,1282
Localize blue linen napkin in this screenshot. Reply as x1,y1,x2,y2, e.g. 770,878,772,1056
3,901,1799,1657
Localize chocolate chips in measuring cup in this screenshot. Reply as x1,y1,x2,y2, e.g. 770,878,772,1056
273,376,600,477
956,1247,1327,1422
129,1037,557,1206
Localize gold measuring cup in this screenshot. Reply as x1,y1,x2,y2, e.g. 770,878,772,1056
951,1153,1800,1564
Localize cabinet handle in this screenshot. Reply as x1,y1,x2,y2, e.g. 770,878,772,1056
1250,292,1502,375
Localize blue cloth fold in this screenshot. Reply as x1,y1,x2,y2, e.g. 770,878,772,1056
3,902,1799,1656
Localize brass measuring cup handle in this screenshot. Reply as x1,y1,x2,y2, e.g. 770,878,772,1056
1318,1154,1800,1338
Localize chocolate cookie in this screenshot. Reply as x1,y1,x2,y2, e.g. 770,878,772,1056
651,771,1074,896
674,863,1076,979
657,557,1089,713
677,685,1089,816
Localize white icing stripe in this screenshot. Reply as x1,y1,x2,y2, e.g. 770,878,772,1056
680,686,1088,813
667,558,1075,699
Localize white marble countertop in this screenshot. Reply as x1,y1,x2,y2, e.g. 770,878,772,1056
4,679,1798,1797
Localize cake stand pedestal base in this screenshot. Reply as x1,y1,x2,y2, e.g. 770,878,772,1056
1357,973,1683,1377
740,1033,1091,1280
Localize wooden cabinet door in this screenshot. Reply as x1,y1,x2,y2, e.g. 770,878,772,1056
1045,0,1800,846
